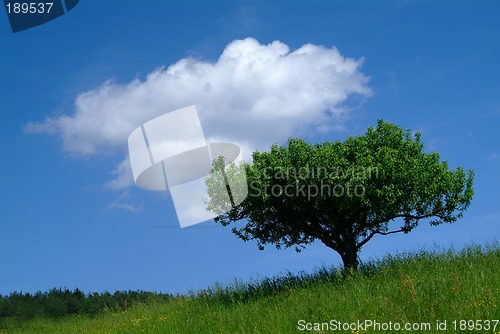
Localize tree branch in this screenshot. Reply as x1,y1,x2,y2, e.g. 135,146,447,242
374,228,406,236
356,231,376,249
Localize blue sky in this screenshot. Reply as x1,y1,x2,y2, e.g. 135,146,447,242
0,0,499,296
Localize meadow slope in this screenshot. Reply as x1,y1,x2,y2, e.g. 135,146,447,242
1,243,499,334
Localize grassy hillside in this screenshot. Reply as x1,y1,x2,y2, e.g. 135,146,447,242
1,243,499,334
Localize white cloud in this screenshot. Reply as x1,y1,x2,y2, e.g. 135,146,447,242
487,152,499,161
25,37,371,189
104,157,134,190
108,201,143,213
108,190,143,213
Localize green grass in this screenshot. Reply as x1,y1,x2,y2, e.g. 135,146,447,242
2,243,499,334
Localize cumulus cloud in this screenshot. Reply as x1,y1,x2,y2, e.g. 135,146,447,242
104,157,135,190
25,37,371,189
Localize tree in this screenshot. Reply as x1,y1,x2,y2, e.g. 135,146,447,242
205,120,474,270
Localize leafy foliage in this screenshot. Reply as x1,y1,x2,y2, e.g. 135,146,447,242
206,120,474,269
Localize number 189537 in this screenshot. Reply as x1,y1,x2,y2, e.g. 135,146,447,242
6,2,53,14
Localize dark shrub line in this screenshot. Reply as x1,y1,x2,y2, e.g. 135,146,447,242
0,288,172,325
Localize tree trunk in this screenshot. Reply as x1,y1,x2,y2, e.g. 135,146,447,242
339,244,359,271
320,237,360,271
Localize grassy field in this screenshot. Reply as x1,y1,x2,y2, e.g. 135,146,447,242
1,243,499,334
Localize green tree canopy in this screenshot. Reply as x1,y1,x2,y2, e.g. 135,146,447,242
205,120,474,270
